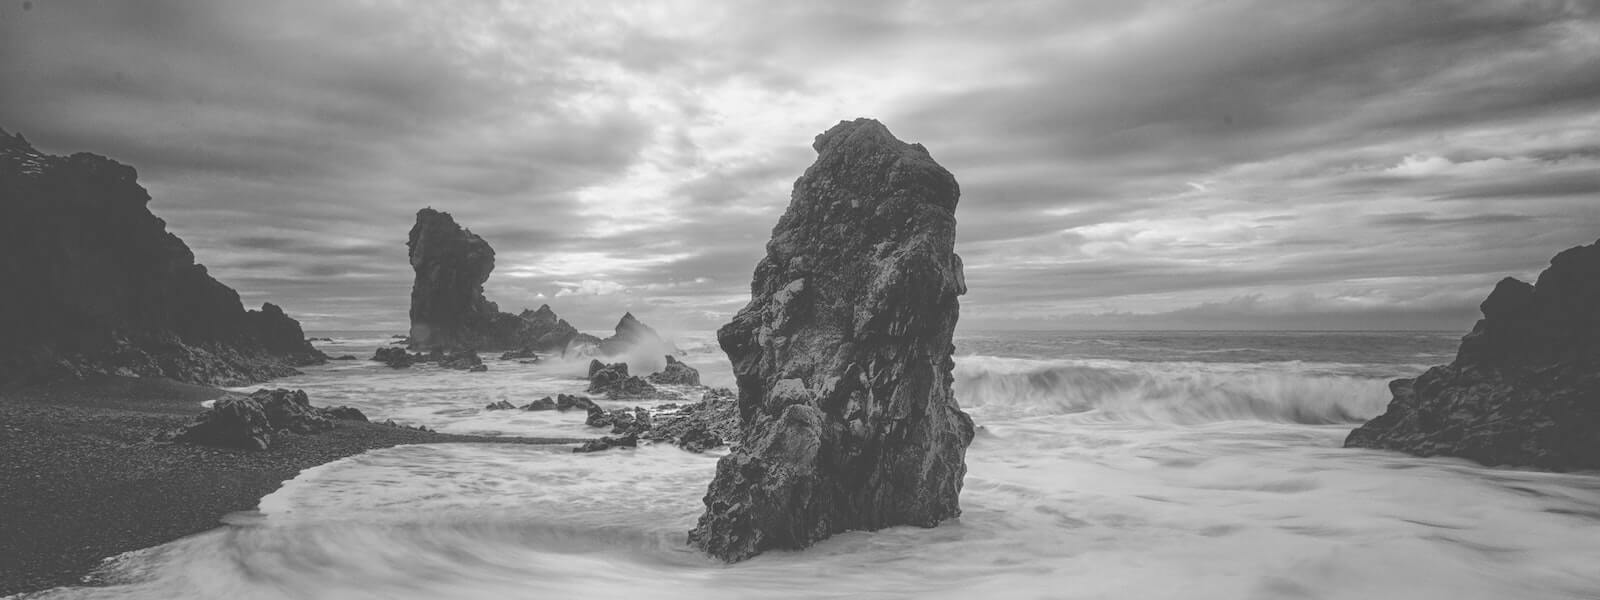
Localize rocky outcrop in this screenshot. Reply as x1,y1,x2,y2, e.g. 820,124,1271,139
372,347,418,369
649,388,740,453
1346,239,1600,470
437,350,486,372
647,355,701,386
586,360,661,399
598,312,679,359
166,388,367,450
405,208,583,353
0,128,326,386
688,119,975,562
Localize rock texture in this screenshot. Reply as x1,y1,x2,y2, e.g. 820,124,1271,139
647,355,702,386
687,119,975,562
167,388,367,451
0,128,325,386
1346,238,1600,470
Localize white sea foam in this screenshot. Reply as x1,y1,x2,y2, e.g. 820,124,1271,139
25,333,1600,599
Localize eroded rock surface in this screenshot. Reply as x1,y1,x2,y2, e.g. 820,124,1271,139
0,129,326,386
1346,238,1600,470
687,119,974,561
405,208,583,353
168,388,366,450
647,355,701,386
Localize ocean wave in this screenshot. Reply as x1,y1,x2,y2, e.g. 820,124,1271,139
952,355,1393,425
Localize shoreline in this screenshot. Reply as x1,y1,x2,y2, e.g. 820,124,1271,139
0,375,579,597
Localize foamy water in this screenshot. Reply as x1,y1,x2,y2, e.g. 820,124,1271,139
20,331,1600,599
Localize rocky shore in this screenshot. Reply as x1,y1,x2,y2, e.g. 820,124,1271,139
0,376,579,596
1346,238,1600,470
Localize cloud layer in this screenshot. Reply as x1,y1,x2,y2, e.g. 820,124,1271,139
3,0,1597,333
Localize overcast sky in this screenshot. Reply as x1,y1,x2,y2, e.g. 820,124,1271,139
3,1,1598,334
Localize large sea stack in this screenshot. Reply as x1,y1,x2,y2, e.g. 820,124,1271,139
688,118,974,561
1346,238,1600,470
0,128,325,386
405,208,580,352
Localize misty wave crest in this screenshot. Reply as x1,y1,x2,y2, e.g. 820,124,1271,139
953,355,1392,425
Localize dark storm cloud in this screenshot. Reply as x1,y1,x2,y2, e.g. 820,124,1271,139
2,0,1596,331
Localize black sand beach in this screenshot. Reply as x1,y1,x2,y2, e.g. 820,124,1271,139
0,376,578,596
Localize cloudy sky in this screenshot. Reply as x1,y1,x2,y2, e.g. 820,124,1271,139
3,1,1598,334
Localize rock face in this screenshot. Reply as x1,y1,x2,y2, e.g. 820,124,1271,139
647,355,701,386
168,388,366,450
0,128,326,386
405,208,584,353
598,312,679,359
1346,239,1600,470
687,119,975,562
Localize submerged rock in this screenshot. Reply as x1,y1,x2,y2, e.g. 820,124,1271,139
573,434,639,453
649,388,740,453
485,400,517,411
0,133,326,386
647,355,701,386
437,350,485,371
1346,238,1600,470
688,119,974,562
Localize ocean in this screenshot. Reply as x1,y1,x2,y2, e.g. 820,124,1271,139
28,330,1600,599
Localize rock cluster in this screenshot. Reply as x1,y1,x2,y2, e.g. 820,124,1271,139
0,130,326,386
166,388,367,450
586,360,661,399
1346,238,1600,470
647,355,701,386
687,119,975,562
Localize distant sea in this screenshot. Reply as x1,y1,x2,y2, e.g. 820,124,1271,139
33,330,1600,599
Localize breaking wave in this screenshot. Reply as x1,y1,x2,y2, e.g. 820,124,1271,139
952,355,1394,425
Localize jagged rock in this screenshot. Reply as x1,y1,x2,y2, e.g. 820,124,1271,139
168,388,351,450
647,355,701,386
649,388,740,453
405,209,583,353
371,347,416,369
572,434,639,453
556,393,600,412
485,400,517,411
0,134,326,386
437,350,485,371
597,313,679,361
585,361,655,396
521,396,557,411
1346,238,1600,470
688,119,974,562
564,333,603,358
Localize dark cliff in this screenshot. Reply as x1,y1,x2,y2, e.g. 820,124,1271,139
688,119,975,561
0,128,325,386
1345,238,1600,470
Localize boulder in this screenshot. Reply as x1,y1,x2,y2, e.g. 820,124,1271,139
0,133,326,385
169,388,353,450
485,400,516,411
687,119,975,562
521,396,557,411
437,350,485,371
646,355,701,386
1346,238,1600,470
371,347,416,369
588,361,662,398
